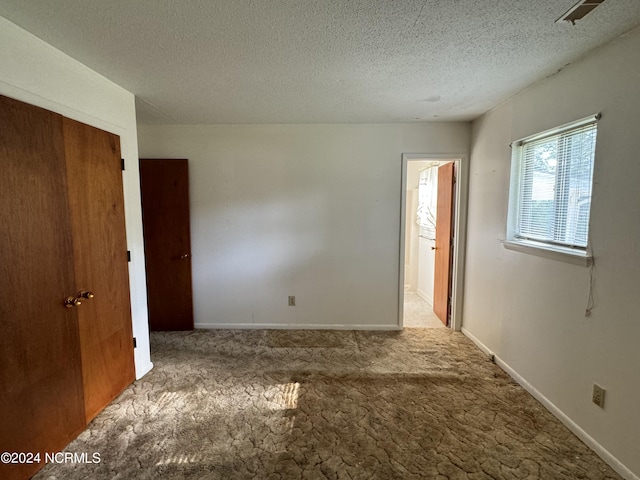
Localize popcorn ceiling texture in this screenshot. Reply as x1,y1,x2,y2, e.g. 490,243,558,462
35,329,621,479
0,1,639,124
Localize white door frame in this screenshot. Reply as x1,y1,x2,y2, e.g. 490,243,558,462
398,153,469,331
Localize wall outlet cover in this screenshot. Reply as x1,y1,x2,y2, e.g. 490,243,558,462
592,383,605,408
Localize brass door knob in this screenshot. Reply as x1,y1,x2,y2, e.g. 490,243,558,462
64,291,94,308
64,296,82,308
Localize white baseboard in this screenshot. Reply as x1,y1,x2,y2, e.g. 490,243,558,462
460,328,494,357
461,327,638,480
194,322,402,331
416,288,433,306
134,361,154,380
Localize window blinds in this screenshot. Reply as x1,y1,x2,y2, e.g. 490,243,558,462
515,122,597,249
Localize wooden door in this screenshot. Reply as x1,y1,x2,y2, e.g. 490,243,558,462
63,118,135,422
140,159,194,331
0,96,86,480
433,162,455,325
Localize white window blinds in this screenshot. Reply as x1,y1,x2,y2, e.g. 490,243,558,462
513,120,597,249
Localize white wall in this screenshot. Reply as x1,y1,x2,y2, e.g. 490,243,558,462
0,16,152,379
464,26,640,479
404,189,417,289
405,160,440,306
416,237,435,305
405,160,430,293
138,123,470,329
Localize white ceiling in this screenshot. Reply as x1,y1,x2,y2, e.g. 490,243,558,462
1,1,639,124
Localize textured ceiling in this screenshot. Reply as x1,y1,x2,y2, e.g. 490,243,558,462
1,1,639,124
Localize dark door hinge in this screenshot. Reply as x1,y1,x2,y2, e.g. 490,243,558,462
127,250,131,262
121,158,125,171
133,337,137,348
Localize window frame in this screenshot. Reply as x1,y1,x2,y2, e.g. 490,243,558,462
504,114,600,266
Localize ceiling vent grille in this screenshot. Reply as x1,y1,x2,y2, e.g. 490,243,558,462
556,0,605,24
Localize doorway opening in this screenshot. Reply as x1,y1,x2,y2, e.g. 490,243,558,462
399,154,468,331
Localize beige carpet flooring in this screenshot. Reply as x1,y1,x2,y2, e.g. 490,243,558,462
403,292,445,328
34,329,621,479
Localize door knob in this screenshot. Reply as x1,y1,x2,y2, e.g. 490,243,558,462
431,246,437,250
64,291,94,308
180,253,190,259
64,296,82,308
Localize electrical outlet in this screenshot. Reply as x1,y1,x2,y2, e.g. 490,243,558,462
592,383,605,408
288,296,296,306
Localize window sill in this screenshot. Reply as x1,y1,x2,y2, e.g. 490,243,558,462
502,240,592,267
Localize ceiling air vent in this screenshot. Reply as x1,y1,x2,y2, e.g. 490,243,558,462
556,0,605,25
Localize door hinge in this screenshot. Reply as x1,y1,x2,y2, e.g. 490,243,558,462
453,174,457,184
133,337,137,348
121,158,125,171
127,250,131,262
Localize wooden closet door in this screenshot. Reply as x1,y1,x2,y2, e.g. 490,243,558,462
0,96,86,480
62,118,135,423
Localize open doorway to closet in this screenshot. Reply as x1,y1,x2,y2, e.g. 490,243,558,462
398,155,468,331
